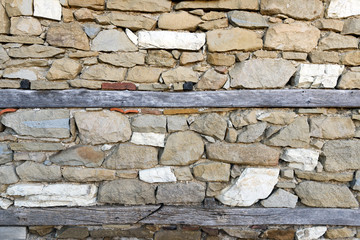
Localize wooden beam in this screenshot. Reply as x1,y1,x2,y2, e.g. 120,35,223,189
0,206,359,226
1,89,360,108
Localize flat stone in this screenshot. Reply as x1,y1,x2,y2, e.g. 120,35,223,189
207,53,235,66
1,109,70,138
0,165,18,184
0,198,13,209
68,79,102,89
7,183,97,207
138,31,206,51
173,167,193,181
107,0,171,12
265,117,310,147
56,227,89,239
160,131,204,166
207,28,262,52
222,228,260,239
310,116,355,139
190,113,227,140
0,45,9,64
257,111,297,125
5,0,32,17
202,11,226,21
81,64,126,81
322,140,360,172
13,152,47,162
352,171,360,191
217,168,279,206
74,111,131,145
180,52,204,65
9,142,65,151
155,230,201,240
262,229,296,240
196,68,228,90
261,189,298,208
32,81,68,90
106,12,156,31
131,115,166,133
207,142,279,166
5,59,48,68
62,167,116,182
327,0,360,18
325,227,355,239
0,144,12,164
68,50,99,58
126,66,163,83
296,227,327,240
47,22,89,50
99,52,145,68
116,170,137,179
309,51,340,64
16,161,62,182
314,19,344,32
156,182,206,204
0,227,26,239
90,226,153,238
342,18,360,35
281,148,319,171
199,18,229,31
230,59,296,89
162,66,199,84
0,3,10,34
73,8,94,21
193,160,230,182
34,0,61,21
47,58,81,80
341,51,360,66
130,132,165,147
0,35,43,44
295,181,358,208
50,145,104,167
103,143,158,169
228,11,268,28
146,50,175,67
98,179,155,204
175,0,259,11
264,22,320,52
10,17,42,36
295,170,354,182
167,116,188,133
139,167,176,183
68,0,104,10
91,29,137,52
230,110,258,129
318,32,358,51
158,11,202,31
260,0,324,20
237,122,267,143
3,67,46,80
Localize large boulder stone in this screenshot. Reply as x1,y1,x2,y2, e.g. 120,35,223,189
158,11,202,31
91,29,137,52
7,45,65,58
175,0,259,11
327,0,360,18
310,117,355,139
74,111,131,145
156,182,206,204
107,0,171,12
230,59,296,88
10,17,42,35
47,58,82,80
80,64,127,81
190,113,227,140
295,181,358,208
16,161,62,182
0,144,12,164
192,160,230,182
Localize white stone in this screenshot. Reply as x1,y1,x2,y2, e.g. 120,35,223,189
7,183,97,207
0,198,13,209
130,132,165,147
260,189,298,208
3,67,46,81
281,148,319,171
327,0,360,18
296,226,327,240
126,28,138,45
34,0,62,21
294,64,345,88
216,168,279,207
139,167,177,183
138,30,206,50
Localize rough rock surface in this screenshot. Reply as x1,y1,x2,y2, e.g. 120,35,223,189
50,145,104,167
281,148,319,171
156,182,206,204
47,58,82,80
107,0,171,12
16,161,62,182
190,113,227,140
91,29,137,52
158,11,202,31
310,117,355,139
175,0,259,11
261,189,298,208
192,160,231,182
228,11,268,28
139,167,176,183
296,227,327,240
327,0,360,18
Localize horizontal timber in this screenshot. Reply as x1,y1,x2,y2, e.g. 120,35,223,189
0,206,359,226
0,89,360,108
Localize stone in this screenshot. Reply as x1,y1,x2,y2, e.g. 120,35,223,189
47,58,81,80
5,0,32,17
10,17,42,35
0,144,12,164
130,132,165,147
265,117,310,147
175,0,259,11
9,142,65,151
7,183,97,207
202,11,226,21
0,198,13,209
230,59,296,89
146,50,175,67
68,79,102,89
0,3,10,34
173,167,193,181
309,51,340,64
29,226,54,237
126,66,163,83
281,148,319,171
217,168,279,206
341,51,360,66
237,122,267,143
155,230,201,240
98,179,155,204
264,23,320,52
156,182,205,204
73,8,94,21
325,227,355,239
90,226,153,238
262,229,296,240
207,142,279,166
82,23,101,39
5,59,48,68
74,111,131,145
107,12,156,31
283,52,307,61
1,109,70,138
196,69,228,90
310,116,355,139
14,152,47,162
3,67,46,80
222,228,260,239
107,0,171,12
193,160,230,182
198,18,229,31
50,145,104,167
327,0,360,18
131,115,166,133
62,167,116,182
295,170,354,182
56,227,89,239
342,18,360,35
190,113,227,140
0,46,9,64
323,140,360,172
228,11,268,28
62,8,73,22
0,165,18,184
253,50,278,59
257,111,297,125
207,28,262,52
296,227,327,240
314,19,344,32
31,81,70,90
139,167,176,183
81,64,126,81
295,181,358,208
116,170,137,179
281,169,294,179
68,0,104,10
160,131,204,166
261,189,298,208
167,116,188,133
162,66,199,85
34,0,61,21
260,0,324,20
318,32,358,51
180,52,204,65
158,11,202,31
0,227,26,239
91,29,137,52
138,31,206,51
99,52,145,68
68,50,99,58
16,161,62,182
353,171,360,191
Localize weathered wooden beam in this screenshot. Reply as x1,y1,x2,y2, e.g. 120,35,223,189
0,89,360,108
0,206,359,226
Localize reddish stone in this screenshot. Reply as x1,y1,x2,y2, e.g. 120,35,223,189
102,82,136,91
110,108,139,114
0,108,18,116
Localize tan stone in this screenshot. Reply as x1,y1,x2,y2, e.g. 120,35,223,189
228,11,268,28
264,22,320,52
81,64,126,81
5,0,32,17
107,12,157,31
0,80,20,88
3,67,46,80
207,28,262,52
198,18,228,31
0,3,10,34
236,52,251,62
314,19,344,32
180,52,204,65
325,227,355,239
283,52,307,61
0,165,18,184
10,142,65,151
29,226,54,237
173,167,193,181
158,11,202,31
155,230,201,240
146,50,175,67
207,53,235,66
116,170,137,179
162,66,199,84
342,18,360,35
0,35,43,44
309,51,340,64
318,32,359,51
338,71,360,89
99,52,145,68
190,113,228,140
206,182,228,197
62,167,116,182
310,117,355,139
196,68,227,90
262,229,296,240
223,228,260,239
230,109,258,129
68,51,99,58
202,11,226,21
68,0,104,10
47,58,82,80
16,161,62,182
126,66,163,83
31,81,69,90
341,51,360,66
68,79,102,89
73,8,94,21
295,170,354,182
62,8,74,23
323,140,360,172
175,0,259,11
257,111,297,125
193,160,230,182
156,182,206,204
50,145,104,167
253,50,278,59
5,59,48,68
10,16,41,36
107,0,171,12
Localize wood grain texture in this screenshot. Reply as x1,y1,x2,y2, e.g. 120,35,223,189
0,206,359,226
0,89,360,108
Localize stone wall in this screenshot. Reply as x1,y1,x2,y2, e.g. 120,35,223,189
0,0,360,239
